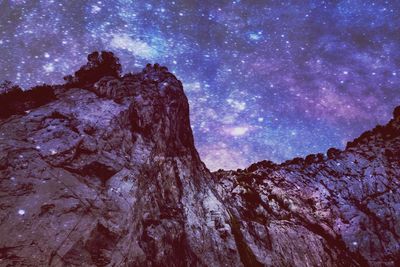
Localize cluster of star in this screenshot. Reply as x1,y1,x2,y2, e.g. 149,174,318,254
1,1,399,170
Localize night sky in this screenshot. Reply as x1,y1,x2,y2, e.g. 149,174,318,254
1,1,399,170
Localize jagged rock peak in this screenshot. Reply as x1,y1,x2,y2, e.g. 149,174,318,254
0,51,242,266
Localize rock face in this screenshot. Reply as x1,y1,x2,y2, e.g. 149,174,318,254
214,109,400,267
0,51,399,266
0,54,240,266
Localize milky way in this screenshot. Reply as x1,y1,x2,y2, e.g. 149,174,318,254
1,0,399,170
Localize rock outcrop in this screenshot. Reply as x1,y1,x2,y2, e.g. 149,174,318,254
0,53,240,266
214,108,400,266
0,51,399,266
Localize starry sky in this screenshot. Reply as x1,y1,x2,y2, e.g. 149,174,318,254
1,0,399,170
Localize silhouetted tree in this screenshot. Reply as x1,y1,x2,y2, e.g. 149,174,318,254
0,80,22,94
28,84,56,104
0,82,55,119
64,51,122,87
327,148,341,159
394,106,400,118
0,81,24,118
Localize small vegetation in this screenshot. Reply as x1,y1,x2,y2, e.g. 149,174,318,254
64,51,121,88
0,81,56,119
393,106,400,118
327,147,341,159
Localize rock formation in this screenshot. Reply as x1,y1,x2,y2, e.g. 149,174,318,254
214,107,400,266
0,51,398,266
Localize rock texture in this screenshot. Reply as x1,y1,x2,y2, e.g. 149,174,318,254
0,53,240,266
214,107,400,267
0,51,399,266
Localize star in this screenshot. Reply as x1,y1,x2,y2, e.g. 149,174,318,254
0,1,399,170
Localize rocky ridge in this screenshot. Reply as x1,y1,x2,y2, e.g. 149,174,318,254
0,51,399,266
214,106,400,266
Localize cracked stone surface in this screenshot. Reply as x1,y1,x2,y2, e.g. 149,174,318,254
0,60,241,266
0,53,399,266
214,108,400,267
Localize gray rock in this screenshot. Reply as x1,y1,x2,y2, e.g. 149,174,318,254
0,52,399,266
0,62,241,266
214,111,400,267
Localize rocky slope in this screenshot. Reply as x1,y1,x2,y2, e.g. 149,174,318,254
0,51,399,266
214,107,400,266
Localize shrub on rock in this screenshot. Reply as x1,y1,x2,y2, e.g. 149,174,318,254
0,81,55,119
393,106,400,119
64,51,122,87
327,147,341,159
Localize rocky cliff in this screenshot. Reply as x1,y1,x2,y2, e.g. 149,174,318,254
0,51,399,266
214,107,400,267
